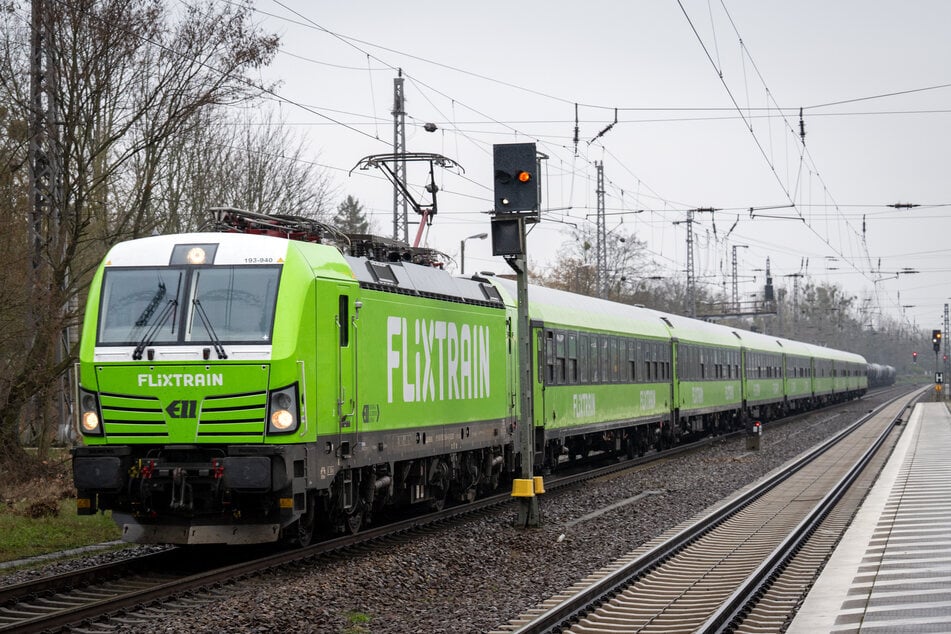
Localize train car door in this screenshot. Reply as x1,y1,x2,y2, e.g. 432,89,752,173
534,326,550,433
669,338,679,416
739,346,749,409
506,316,517,422
336,291,357,454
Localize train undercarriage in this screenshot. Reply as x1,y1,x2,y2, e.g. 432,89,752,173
310,446,509,544
75,442,511,546
74,387,866,546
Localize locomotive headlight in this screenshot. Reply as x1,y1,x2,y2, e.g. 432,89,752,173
270,409,295,430
170,243,218,266
186,247,207,265
78,388,103,436
267,384,299,435
81,411,100,432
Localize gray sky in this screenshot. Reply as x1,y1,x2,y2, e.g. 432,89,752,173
248,0,951,333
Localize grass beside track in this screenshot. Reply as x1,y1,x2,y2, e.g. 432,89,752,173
0,498,121,565
1,449,122,568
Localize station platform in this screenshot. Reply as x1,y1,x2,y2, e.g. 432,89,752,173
788,401,951,633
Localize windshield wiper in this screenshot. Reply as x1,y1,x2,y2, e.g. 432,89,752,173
134,282,166,327
192,298,228,360
132,273,181,361
132,298,178,360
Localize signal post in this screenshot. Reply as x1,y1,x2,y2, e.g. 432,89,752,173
491,142,543,528
934,329,943,400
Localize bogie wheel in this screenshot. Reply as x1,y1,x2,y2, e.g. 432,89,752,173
428,460,450,511
345,503,364,534
286,493,316,548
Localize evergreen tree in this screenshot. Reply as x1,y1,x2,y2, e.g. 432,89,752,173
334,195,370,234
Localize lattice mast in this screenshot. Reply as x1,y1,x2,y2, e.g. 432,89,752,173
391,70,408,242
30,0,71,439
595,161,607,299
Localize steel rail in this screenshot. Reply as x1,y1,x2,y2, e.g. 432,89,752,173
505,388,917,634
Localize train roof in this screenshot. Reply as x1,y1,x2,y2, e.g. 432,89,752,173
490,277,867,364
492,278,750,346
801,341,867,364
491,278,668,339
101,233,507,308
653,311,750,347
344,256,504,307
101,232,297,267
738,330,809,356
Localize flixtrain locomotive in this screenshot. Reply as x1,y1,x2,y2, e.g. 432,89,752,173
73,209,874,545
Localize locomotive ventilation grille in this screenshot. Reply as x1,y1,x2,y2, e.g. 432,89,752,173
99,391,268,440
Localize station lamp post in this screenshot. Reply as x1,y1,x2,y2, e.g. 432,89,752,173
459,232,487,276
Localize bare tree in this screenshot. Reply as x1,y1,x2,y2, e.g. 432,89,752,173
213,107,335,221
144,105,336,232
538,223,660,302
0,0,279,474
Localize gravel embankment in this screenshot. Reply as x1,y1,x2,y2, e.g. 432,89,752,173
1,396,893,633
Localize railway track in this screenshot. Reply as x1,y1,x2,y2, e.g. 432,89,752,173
0,391,903,632
494,387,920,634
0,434,722,633
0,546,265,633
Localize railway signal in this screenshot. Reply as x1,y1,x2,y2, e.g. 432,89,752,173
493,143,538,212
491,142,543,528
913,351,918,363
933,329,943,353
746,421,762,451
491,143,541,257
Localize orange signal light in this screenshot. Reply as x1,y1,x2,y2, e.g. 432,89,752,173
517,170,532,183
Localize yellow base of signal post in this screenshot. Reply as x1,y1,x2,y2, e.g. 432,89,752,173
511,479,534,498
533,476,545,494
510,477,546,498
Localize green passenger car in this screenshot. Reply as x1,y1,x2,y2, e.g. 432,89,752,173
494,280,676,464
656,313,744,437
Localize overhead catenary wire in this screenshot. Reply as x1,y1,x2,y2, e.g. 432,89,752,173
240,0,946,304
238,1,951,117
26,0,945,328
245,0,690,226
676,0,878,291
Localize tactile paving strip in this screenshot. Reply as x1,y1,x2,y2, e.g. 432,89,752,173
827,403,951,633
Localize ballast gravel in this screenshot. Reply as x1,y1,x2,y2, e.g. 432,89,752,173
0,396,893,633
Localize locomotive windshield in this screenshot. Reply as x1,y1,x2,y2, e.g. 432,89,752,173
97,265,281,345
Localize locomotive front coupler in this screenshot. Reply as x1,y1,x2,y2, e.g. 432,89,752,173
169,467,194,511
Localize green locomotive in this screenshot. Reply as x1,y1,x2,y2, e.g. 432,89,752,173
73,210,868,545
